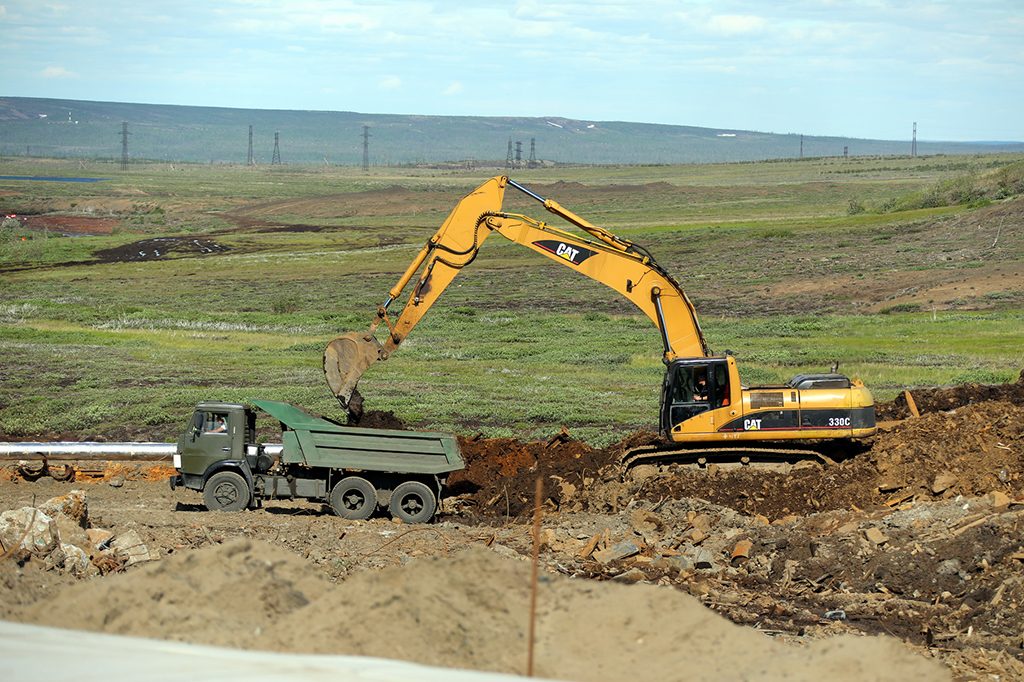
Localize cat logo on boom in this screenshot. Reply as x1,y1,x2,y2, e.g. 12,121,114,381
532,240,598,266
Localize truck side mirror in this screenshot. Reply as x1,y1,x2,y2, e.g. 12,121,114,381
189,412,203,442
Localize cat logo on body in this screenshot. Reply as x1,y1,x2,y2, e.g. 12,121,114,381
533,240,598,266
743,418,762,431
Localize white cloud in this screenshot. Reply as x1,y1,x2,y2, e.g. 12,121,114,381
321,12,379,31
442,82,463,95
378,75,402,89
705,14,768,36
40,65,73,78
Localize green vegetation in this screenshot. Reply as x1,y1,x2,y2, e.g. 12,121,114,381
1,153,1022,445
2,97,1022,166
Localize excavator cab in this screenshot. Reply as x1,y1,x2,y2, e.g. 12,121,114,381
660,358,733,435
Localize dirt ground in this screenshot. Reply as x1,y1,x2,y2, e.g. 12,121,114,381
2,381,1024,681
3,187,1024,679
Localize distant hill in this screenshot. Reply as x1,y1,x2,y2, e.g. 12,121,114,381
1,96,1021,167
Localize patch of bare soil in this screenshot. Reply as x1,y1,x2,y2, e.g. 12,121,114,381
4,380,1024,680
19,214,119,235
91,237,229,262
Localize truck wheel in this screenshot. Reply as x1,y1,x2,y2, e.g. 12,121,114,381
330,476,376,520
389,481,436,524
203,471,250,512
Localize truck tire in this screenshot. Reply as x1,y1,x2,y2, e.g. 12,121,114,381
203,471,250,512
389,480,436,524
330,476,377,520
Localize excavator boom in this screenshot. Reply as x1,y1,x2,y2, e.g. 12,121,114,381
324,176,709,414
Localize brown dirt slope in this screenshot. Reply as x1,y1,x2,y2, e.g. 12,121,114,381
14,539,947,682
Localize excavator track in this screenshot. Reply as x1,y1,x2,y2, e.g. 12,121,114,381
618,442,836,474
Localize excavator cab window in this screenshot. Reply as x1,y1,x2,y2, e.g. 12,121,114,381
662,359,730,432
713,363,730,408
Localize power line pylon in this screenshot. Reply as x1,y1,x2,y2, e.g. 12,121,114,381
514,141,523,169
247,125,254,166
272,131,281,165
120,121,130,171
505,137,514,170
911,122,917,157
362,125,371,173
528,138,537,169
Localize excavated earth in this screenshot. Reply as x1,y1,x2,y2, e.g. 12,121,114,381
3,380,1024,681
3,188,1024,680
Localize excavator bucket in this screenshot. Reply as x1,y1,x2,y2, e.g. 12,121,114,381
323,332,384,416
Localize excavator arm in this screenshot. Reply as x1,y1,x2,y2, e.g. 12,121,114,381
324,176,710,414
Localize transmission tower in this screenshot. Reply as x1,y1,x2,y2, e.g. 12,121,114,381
799,134,803,159
911,122,917,157
272,131,281,165
247,125,254,166
120,121,130,171
528,138,537,168
362,125,371,173
505,137,514,170
514,141,523,169
843,146,849,158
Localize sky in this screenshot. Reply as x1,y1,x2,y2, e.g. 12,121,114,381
3,1,1022,142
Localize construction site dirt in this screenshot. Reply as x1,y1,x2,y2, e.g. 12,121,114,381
2,188,1023,679
3,381,1024,681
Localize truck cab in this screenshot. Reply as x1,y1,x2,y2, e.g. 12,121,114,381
175,402,255,481
172,402,273,511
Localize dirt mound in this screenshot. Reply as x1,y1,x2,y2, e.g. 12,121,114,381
447,379,1024,522
877,372,1024,420
449,434,616,516
16,538,331,647
14,539,947,682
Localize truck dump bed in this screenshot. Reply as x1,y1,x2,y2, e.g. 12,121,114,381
250,399,463,475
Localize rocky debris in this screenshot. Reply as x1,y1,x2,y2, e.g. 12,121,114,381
520,495,1024,681
4,379,1024,680
0,490,152,576
877,372,1024,421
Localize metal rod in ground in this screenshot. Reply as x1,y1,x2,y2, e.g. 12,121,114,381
528,476,543,677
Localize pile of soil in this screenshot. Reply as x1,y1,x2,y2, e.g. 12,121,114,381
877,373,1024,420
13,539,946,682
5,379,1024,680
439,378,1024,522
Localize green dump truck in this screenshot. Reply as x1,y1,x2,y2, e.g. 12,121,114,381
169,399,464,523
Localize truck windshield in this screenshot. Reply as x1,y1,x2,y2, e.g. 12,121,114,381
202,412,229,434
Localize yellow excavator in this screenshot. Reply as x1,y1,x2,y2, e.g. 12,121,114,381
324,176,875,467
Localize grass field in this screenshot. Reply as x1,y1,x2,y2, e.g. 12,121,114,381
1,153,1022,445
